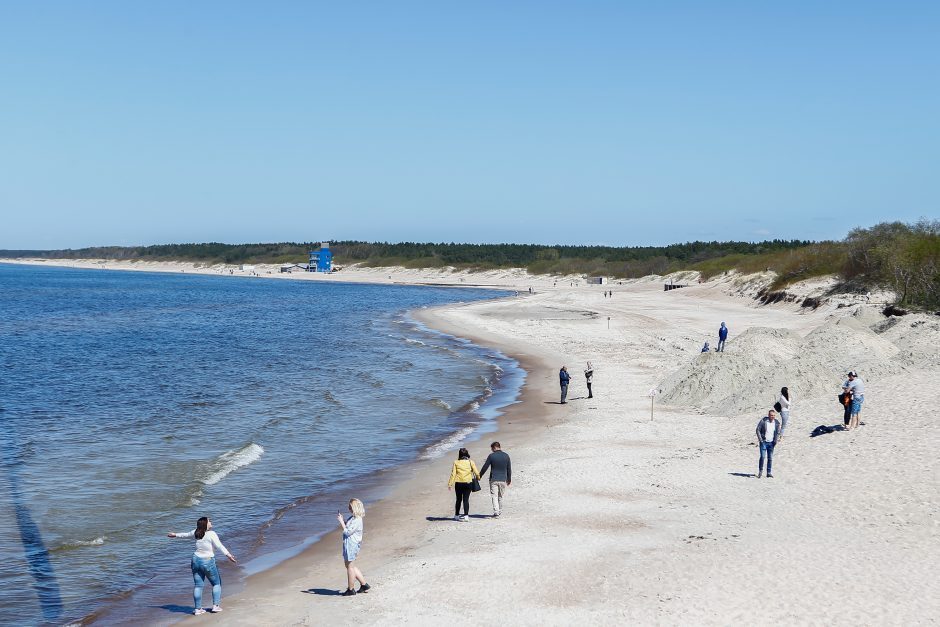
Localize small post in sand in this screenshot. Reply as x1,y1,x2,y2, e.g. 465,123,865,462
648,388,657,421
607,316,611,329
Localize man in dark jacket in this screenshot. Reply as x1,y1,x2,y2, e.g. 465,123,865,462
718,322,729,352
559,366,570,403
479,441,512,517
756,409,781,478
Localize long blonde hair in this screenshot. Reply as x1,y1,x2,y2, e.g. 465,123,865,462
349,498,365,518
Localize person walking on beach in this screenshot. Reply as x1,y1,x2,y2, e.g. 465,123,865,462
584,361,594,399
336,498,370,596
843,371,865,430
717,322,729,352
479,442,512,517
168,517,237,615
559,366,570,403
448,447,481,521
776,387,792,438
756,409,781,478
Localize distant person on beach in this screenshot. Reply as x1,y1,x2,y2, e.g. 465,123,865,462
756,409,781,478
448,448,481,521
584,361,594,398
776,387,792,438
337,498,370,596
559,366,571,403
843,371,865,430
717,322,729,352
479,442,512,517
168,517,237,615
839,387,853,427
701,341,710,353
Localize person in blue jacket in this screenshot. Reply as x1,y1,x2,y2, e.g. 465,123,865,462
717,322,729,352
559,366,570,404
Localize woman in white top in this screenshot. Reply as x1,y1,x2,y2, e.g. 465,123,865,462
777,387,792,438
168,517,237,615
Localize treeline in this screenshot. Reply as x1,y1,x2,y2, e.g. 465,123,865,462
2,220,937,308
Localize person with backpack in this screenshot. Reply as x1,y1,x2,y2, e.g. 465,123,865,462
756,409,781,478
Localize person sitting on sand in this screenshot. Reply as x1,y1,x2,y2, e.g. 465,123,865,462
701,341,710,353
448,448,481,522
168,516,237,615
843,371,865,430
756,409,781,478
559,366,570,403
337,498,370,596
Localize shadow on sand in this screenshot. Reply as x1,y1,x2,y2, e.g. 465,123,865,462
302,588,342,596
425,514,491,522
153,604,196,615
728,472,756,478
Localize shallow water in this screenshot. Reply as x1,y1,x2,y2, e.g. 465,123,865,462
0,264,522,625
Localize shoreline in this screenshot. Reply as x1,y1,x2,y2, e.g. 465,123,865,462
179,276,936,625
8,258,936,624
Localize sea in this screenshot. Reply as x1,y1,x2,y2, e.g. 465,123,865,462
0,263,523,626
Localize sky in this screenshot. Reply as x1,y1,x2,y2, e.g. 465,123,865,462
1,1,938,249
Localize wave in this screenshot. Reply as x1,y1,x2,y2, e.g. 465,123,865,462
430,398,452,411
420,426,477,460
200,443,264,486
323,390,343,406
53,536,106,552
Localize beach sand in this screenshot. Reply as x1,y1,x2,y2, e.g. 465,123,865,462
5,259,937,625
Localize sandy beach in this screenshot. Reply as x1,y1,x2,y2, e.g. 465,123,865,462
6,259,939,625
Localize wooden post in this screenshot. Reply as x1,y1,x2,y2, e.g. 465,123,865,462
607,316,610,329
648,388,657,421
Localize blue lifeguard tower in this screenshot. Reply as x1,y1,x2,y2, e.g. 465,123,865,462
308,242,333,272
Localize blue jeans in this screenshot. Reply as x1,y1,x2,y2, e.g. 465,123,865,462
759,442,775,475
191,555,221,608
560,384,568,403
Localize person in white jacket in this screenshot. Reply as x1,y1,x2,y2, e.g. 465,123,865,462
777,387,792,438
168,517,237,615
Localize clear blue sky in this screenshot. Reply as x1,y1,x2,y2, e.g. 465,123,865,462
1,1,937,249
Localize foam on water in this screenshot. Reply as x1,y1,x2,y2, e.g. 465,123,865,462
200,443,265,486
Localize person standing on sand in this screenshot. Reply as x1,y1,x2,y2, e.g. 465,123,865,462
479,442,512,517
337,498,370,596
717,322,729,352
843,371,865,430
777,387,792,438
584,361,594,399
448,448,480,521
840,386,853,427
559,366,571,403
756,409,781,478
168,517,237,615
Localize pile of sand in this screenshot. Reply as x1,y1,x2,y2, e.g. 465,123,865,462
658,316,907,415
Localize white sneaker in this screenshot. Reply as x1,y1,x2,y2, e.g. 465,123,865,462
460,515,469,522
493,511,501,518
193,608,206,615
211,606,223,613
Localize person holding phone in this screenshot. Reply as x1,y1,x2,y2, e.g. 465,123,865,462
337,498,370,596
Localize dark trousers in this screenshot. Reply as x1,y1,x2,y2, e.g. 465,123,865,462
454,482,471,516
843,403,852,426
759,442,775,475
560,384,568,403
717,338,726,352
586,382,593,398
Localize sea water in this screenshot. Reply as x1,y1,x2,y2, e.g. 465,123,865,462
0,263,522,625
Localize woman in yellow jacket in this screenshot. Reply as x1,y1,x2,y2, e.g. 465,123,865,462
448,447,480,521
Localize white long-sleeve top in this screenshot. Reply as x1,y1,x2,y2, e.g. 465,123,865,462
778,394,791,411
174,529,232,559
